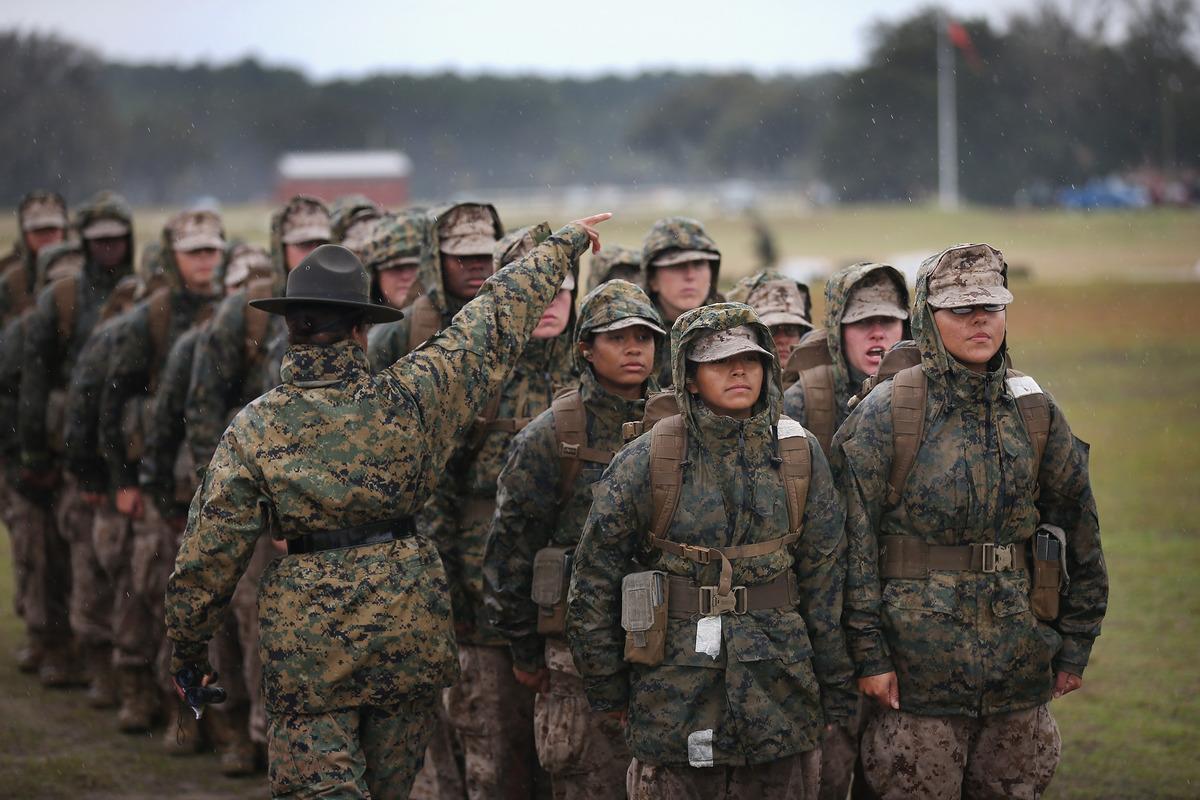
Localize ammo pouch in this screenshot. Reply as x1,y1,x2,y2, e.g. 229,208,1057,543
621,570,668,666
531,546,573,635
46,389,67,455
1030,524,1067,621
121,395,152,462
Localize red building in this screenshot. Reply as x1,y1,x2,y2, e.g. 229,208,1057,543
275,150,412,208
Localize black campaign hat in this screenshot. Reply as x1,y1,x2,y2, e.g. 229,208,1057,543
249,244,405,323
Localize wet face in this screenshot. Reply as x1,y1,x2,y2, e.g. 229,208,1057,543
532,289,573,339
174,247,221,293
842,316,904,376
23,226,64,256
649,260,712,322
581,326,657,398
377,264,419,308
441,252,493,300
86,236,129,270
686,352,765,420
285,240,327,270
933,305,1006,372
770,324,805,364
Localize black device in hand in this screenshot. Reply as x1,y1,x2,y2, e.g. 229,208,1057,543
173,666,227,720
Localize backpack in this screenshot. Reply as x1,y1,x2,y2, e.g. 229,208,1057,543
852,341,1051,507
405,294,443,353
782,330,838,454
550,386,616,503
244,277,275,366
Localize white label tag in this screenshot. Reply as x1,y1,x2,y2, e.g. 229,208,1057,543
777,417,807,439
1006,375,1043,399
687,729,715,767
695,615,722,660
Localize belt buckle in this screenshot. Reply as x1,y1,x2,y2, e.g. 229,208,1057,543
992,544,1014,572
680,545,712,565
699,585,747,616
977,543,996,573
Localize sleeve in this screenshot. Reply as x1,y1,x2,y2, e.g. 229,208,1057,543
380,223,589,457
829,387,896,678
565,439,651,712
63,328,114,492
142,331,196,517
98,311,150,490
1037,395,1107,676
18,287,60,470
165,423,270,673
782,379,808,427
185,297,246,468
792,436,857,722
483,412,562,672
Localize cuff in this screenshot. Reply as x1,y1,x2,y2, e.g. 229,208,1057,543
1053,659,1087,678
551,223,591,260
170,640,213,676
1055,634,1094,674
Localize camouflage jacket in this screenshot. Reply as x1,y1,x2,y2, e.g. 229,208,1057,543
831,254,1107,717
19,193,135,471
63,317,128,493
566,303,854,767
483,279,665,671
368,203,503,370
782,262,908,438
141,324,205,517
166,222,589,715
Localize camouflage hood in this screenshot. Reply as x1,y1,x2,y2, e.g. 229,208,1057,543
330,195,383,240
574,278,667,376
157,211,226,294
34,240,84,288
821,262,910,395
726,269,813,328
362,209,433,305
641,217,721,304
268,195,329,290
671,302,782,437
911,244,1010,396
586,245,642,292
424,202,504,315
73,190,135,282
11,191,69,279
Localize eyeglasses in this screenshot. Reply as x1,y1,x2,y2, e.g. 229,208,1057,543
948,304,1005,315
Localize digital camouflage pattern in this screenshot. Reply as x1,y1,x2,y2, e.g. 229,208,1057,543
165,222,590,714
566,302,855,767
330,194,384,259
782,262,910,437
586,244,642,292
362,209,432,306
368,202,503,370
140,325,205,518
725,269,813,330
627,748,821,800
0,191,68,323
831,245,1107,716
640,216,722,307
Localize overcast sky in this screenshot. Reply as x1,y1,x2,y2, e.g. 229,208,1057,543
2,0,1070,79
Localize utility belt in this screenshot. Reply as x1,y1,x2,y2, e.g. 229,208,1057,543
620,569,799,666
879,528,1068,622
286,516,416,556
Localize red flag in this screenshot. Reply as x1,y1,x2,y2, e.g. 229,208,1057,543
947,20,984,72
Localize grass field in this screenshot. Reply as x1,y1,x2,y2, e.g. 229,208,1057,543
1,204,1198,798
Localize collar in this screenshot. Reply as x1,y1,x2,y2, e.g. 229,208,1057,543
280,340,369,387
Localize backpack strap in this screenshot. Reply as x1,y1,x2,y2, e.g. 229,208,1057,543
52,276,78,344
887,365,927,507
1006,370,1051,471
850,340,922,411
796,363,837,455
648,414,687,542
405,294,442,352
622,390,679,442
2,263,31,318
776,417,812,533
244,277,274,365
552,387,614,505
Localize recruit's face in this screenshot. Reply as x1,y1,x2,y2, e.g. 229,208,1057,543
441,252,492,300
650,260,711,322
24,226,64,256
686,353,764,420
770,324,805,364
583,326,656,392
285,240,327,271
377,265,419,308
174,247,222,293
86,236,129,269
532,288,573,339
933,306,1006,372
842,316,904,376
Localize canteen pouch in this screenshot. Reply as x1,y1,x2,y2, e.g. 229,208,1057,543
46,389,67,455
1030,524,1067,621
531,546,572,635
621,570,668,666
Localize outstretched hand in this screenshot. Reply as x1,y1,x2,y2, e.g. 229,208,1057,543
569,212,612,254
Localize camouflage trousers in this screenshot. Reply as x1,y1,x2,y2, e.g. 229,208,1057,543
627,748,821,799
536,639,629,800
267,693,438,800
408,706,466,800
4,480,62,634
109,502,170,671
444,642,538,800
860,705,1061,800
211,535,277,744
56,479,104,646
819,694,871,800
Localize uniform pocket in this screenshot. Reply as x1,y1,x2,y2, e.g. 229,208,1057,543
881,575,972,708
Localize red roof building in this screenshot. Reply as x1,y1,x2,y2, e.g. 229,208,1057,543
276,150,412,207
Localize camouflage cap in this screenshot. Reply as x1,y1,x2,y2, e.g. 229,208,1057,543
82,217,131,239
280,197,333,245
843,270,909,323
744,278,813,329
36,241,83,283
362,211,428,272
19,191,68,231
167,209,226,252
587,245,642,291
591,315,664,336
330,195,382,237
493,222,552,271
440,204,500,256
340,216,382,256
641,217,721,274
925,243,1013,309
687,324,773,363
224,243,272,288
653,248,721,268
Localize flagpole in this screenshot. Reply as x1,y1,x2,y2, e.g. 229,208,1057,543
937,11,960,210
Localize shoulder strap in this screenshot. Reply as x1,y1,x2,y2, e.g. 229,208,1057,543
887,365,927,507
552,387,614,504
406,294,442,352
648,414,686,540
52,276,78,344
3,264,30,317
1006,369,1051,471
796,363,837,456
622,390,679,442
775,417,812,532
145,286,174,390
244,278,274,365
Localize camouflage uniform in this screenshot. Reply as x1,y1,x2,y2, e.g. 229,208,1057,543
165,223,591,799
433,223,579,800
362,209,431,309
368,202,503,370
726,270,814,368
641,218,722,386
832,244,1107,799
330,194,384,260
566,303,855,798
483,279,666,799
585,245,642,292
18,191,135,685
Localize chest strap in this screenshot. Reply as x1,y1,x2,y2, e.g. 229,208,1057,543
650,532,801,598
667,571,797,617
478,417,532,434
879,535,1027,580
286,517,416,556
